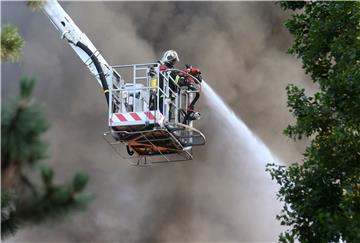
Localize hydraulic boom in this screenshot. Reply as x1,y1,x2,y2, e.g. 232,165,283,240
42,0,121,104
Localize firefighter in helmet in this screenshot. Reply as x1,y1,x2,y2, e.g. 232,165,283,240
160,50,180,69
151,50,180,115
150,50,201,123
177,64,202,123
160,51,202,123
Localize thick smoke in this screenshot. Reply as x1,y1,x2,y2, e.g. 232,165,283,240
2,1,316,242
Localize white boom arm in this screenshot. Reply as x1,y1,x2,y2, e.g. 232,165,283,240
42,0,120,96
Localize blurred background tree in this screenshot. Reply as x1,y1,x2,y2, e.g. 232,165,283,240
26,0,46,11
1,25,24,62
1,6,92,240
267,1,360,242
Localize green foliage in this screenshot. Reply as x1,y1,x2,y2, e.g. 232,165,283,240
1,77,49,168
73,173,89,193
0,25,24,62
278,1,307,11
1,77,92,239
20,166,92,223
26,1,46,11
267,2,360,242
41,165,54,186
1,191,19,239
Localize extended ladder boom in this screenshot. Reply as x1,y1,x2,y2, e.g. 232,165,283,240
42,0,121,103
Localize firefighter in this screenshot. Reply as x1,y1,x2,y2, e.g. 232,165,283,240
159,50,180,94
180,64,202,123
157,50,180,116
155,51,202,123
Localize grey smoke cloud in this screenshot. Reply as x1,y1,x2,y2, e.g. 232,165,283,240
2,1,317,242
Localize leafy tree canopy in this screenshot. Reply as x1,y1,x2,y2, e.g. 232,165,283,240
267,1,360,242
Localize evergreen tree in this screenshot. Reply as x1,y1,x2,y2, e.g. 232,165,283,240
267,2,360,242
1,77,92,239
0,25,24,62
1,11,92,239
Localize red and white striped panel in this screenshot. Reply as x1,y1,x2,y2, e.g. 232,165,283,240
109,111,164,126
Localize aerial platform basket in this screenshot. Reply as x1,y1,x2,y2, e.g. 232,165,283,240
103,63,205,165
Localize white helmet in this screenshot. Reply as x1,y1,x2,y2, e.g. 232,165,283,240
160,50,180,66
